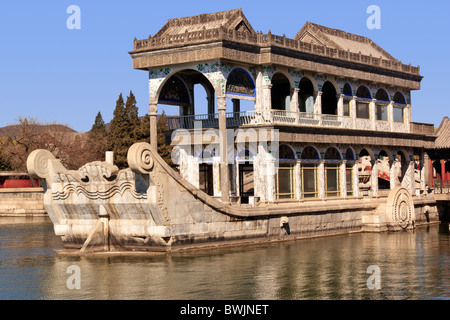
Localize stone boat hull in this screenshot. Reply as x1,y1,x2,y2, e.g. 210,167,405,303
27,143,439,254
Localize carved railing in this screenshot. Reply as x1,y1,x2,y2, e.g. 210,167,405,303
270,110,352,128
168,110,396,131
168,110,424,132
133,27,420,76
433,179,450,194
168,111,260,130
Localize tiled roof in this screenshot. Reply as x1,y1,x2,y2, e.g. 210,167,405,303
154,8,255,37
132,9,420,78
294,22,396,61
435,117,450,149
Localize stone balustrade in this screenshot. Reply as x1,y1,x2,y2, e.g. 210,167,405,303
133,27,420,76
166,110,434,136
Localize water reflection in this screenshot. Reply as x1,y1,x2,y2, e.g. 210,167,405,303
0,217,449,300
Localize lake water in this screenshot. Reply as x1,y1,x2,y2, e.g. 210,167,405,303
0,216,449,300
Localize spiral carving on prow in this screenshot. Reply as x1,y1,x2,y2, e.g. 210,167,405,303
27,149,56,179
128,142,154,174
386,186,415,230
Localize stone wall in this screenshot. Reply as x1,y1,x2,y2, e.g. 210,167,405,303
0,188,46,216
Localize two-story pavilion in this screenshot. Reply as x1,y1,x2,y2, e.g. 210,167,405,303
129,9,435,206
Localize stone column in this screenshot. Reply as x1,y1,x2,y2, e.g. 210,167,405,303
262,84,273,121
290,88,299,113
353,161,360,197
405,104,412,133
424,152,431,189
337,94,344,117
213,161,221,197
406,160,416,195
149,102,158,152
340,160,347,197
218,97,230,203
351,96,357,129
267,157,276,202
371,159,379,197
318,159,325,199
295,160,302,199
370,99,377,130
388,101,394,132
263,84,272,110
314,91,322,115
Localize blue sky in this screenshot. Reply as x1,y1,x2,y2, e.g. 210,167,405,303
0,0,448,132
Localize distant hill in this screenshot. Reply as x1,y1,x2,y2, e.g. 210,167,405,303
0,124,77,138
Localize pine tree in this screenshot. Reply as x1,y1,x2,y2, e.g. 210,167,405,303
125,91,140,138
105,91,174,169
84,111,107,163
135,113,150,143
107,93,129,168
90,111,107,136
157,111,174,167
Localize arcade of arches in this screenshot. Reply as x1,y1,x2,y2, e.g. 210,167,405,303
153,68,410,125
150,66,416,204
183,142,422,203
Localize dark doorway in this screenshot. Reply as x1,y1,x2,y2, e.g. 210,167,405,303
321,81,337,115
271,73,291,110
239,163,254,204
199,163,214,196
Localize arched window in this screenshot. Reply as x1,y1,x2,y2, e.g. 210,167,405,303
277,144,296,162
343,83,352,96
159,70,214,129
342,83,352,117
375,89,389,121
356,86,372,99
298,78,315,113
271,73,291,110
356,86,371,119
301,146,320,198
300,146,320,160
345,148,355,161
345,148,355,196
226,68,255,97
226,68,256,118
237,149,254,162
324,147,341,197
393,92,406,123
393,92,406,104
276,145,296,199
321,81,338,115
324,147,341,160
375,89,389,102
159,75,191,106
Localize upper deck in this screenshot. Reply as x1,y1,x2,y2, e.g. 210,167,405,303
130,9,422,89
130,9,431,146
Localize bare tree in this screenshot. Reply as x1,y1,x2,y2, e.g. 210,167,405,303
0,117,90,172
